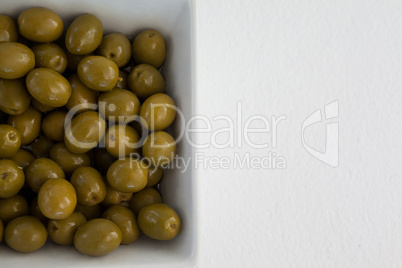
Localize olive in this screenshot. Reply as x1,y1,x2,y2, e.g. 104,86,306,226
0,15,17,42
104,124,140,159
30,135,54,157
0,78,31,115
18,7,63,42
132,29,166,68
42,110,67,142
0,124,21,158
10,149,35,170
26,68,72,107
98,88,140,123
48,211,87,245
0,195,29,224
75,203,103,221
142,131,176,167
25,158,65,192
31,98,55,113
129,188,162,215
49,143,91,176
74,218,122,256
70,166,106,206
38,178,77,220
5,216,47,253
0,42,35,79
115,70,128,89
29,196,48,225
66,73,98,113
102,182,132,207
128,64,165,99
138,203,181,241
8,106,42,145
103,205,139,245
97,33,131,67
107,158,148,193
140,93,176,131
0,159,25,198
65,14,103,55
93,148,116,175
31,43,67,73
147,165,164,187
64,111,106,154
77,56,119,91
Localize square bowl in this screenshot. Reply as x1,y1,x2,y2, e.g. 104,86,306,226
0,0,198,267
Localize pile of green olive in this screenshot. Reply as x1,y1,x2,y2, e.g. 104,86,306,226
0,7,181,256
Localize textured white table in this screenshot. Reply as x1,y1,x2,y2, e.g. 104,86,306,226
196,0,402,267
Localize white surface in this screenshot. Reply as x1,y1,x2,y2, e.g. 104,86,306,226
196,0,402,267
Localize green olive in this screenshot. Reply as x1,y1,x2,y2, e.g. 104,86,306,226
0,78,31,115
107,158,148,193
138,203,181,241
97,33,131,67
132,29,166,68
0,159,25,198
93,148,116,175
8,106,42,145
115,70,128,89
70,166,106,206
0,42,35,79
102,182,133,207
65,14,103,55
105,124,140,159
10,149,35,170
129,188,162,215
25,158,65,192
49,143,91,176
0,124,21,158
75,203,103,221
5,216,47,253
66,73,98,112
42,110,67,142
31,98,55,113
48,211,87,245
147,165,164,187
31,43,67,73
128,64,165,99
0,15,17,42
77,56,119,91
98,88,140,123
103,205,139,245
0,195,29,224
140,93,176,131
142,131,176,167
38,178,77,220
64,111,106,154
74,218,122,256
26,68,72,108
18,7,63,42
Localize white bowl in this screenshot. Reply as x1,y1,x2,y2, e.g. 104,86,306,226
0,0,198,267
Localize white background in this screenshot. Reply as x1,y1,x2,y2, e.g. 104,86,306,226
196,0,402,267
